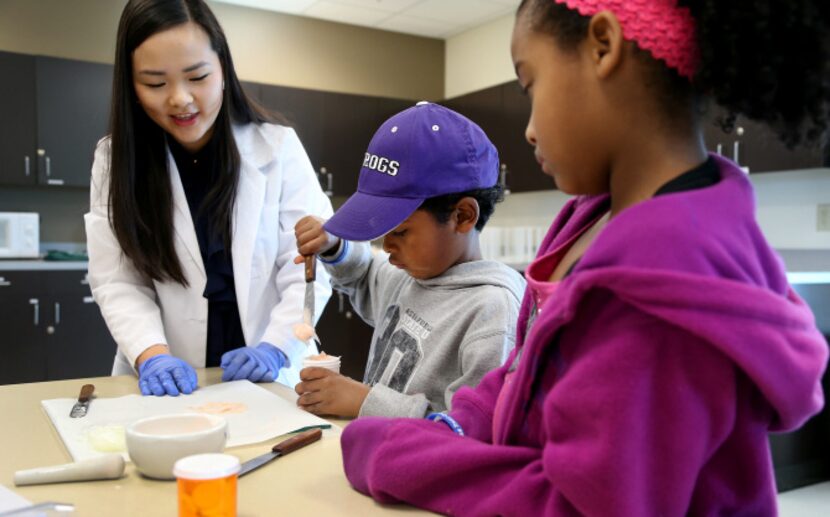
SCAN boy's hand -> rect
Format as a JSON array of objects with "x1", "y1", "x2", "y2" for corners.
[
  {"x1": 294, "y1": 215, "x2": 341, "y2": 264},
  {"x1": 294, "y1": 367, "x2": 370, "y2": 417}
]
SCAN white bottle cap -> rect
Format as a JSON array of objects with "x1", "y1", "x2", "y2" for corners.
[{"x1": 173, "y1": 453, "x2": 240, "y2": 480}]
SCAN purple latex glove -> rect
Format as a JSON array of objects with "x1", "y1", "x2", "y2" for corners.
[
  {"x1": 220, "y1": 342, "x2": 287, "y2": 382},
  {"x1": 138, "y1": 354, "x2": 198, "y2": 396}
]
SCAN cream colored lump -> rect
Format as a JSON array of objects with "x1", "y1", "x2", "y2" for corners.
[
  {"x1": 293, "y1": 323, "x2": 316, "y2": 342},
  {"x1": 87, "y1": 425, "x2": 127, "y2": 452}
]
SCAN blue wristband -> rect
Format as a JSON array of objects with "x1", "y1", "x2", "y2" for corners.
[
  {"x1": 319, "y1": 240, "x2": 350, "y2": 265},
  {"x1": 426, "y1": 412, "x2": 465, "y2": 436}
]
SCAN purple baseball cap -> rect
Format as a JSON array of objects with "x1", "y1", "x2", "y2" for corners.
[{"x1": 324, "y1": 101, "x2": 499, "y2": 241}]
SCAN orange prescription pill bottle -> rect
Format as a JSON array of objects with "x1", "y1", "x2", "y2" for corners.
[{"x1": 174, "y1": 453, "x2": 240, "y2": 517}]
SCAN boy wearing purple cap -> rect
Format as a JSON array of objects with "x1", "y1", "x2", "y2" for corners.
[{"x1": 293, "y1": 102, "x2": 526, "y2": 418}]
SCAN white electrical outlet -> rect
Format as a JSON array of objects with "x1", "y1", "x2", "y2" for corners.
[{"x1": 817, "y1": 204, "x2": 830, "y2": 232}]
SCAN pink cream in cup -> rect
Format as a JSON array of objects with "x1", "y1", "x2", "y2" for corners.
[{"x1": 302, "y1": 353, "x2": 341, "y2": 374}]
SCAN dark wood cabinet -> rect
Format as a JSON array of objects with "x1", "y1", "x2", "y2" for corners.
[
  {"x1": 0, "y1": 51, "x2": 37, "y2": 187},
  {"x1": 0, "y1": 52, "x2": 112, "y2": 188},
  {"x1": 239, "y1": 81, "x2": 262, "y2": 107},
  {"x1": 0, "y1": 269, "x2": 116, "y2": 385},
  {"x1": 321, "y1": 93, "x2": 380, "y2": 196},
  {"x1": 445, "y1": 84, "x2": 504, "y2": 148},
  {"x1": 259, "y1": 89, "x2": 413, "y2": 198},
  {"x1": 316, "y1": 291, "x2": 374, "y2": 381},
  {"x1": 260, "y1": 84, "x2": 325, "y2": 172},
  {"x1": 43, "y1": 270, "x2": 117, "y2": 380},
  {"x1": 0, "y1": 272, "x2": 47, "y2": 383},
  {"x1": 500, "y1": 81, "x2": 553, "y2": 192},
  {"x1": 34, "y1": 57, "x2": 112, "y2": 187},
  {"x1": 376, "y1": 97, "x2": 415, "y2": 129}
]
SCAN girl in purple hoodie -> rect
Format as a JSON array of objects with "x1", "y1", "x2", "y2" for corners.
[{"x1": 340, "y1": 1, "x2": 830, "y2": 515}]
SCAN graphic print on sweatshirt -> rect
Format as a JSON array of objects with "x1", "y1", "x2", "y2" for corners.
[{"x1": 365, "y1": 305, "x2": 429, "y2": 391}]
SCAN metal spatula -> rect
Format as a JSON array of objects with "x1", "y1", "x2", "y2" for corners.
[
  {"x1": 238, "y1": 428, "x2": 323, "y2": 477},
  {"x1": 69, "y1": 384, "x2": 94, "y2": 418},
  {"x1": 303, "y1": 255, "x2": 322, "y2": 350}
]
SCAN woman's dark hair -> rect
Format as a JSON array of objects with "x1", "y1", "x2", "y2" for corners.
[
  {"x1": 517, "y1": 0, "x2": 830, "y2": 148},
  {"x1": 419, "y1": 184, "x2": 505, "y2": 232},
  {"x1": 109, "y1": 0, "x2": 275, "y2": 285}
]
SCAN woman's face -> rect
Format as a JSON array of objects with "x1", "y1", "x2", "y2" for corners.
[
  {"x1": 510, "y1": 11, "x2": 610, "y2": 195},
  {"x1": 132, "y1": 22, "x2": 224, "y2": 153}
]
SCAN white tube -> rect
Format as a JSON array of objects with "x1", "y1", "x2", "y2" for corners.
[{"x1": 14, "y1": 454, "x2": 125, "y2": 486}]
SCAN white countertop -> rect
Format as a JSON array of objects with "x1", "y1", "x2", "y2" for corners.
[
  {"x1": 0, "y1": 260, "x2": 88, "y2": 271},
  {"x1": 779, "y1": 481, "x2": 830, "y2": 516}
]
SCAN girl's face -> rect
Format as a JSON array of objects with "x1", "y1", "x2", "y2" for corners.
[
  {"x1": 510, "y1": 12, "x2": 610, "y2": 195},
  {"x1": 132, "y1": 22, "x2": 224, "y2": 153}
]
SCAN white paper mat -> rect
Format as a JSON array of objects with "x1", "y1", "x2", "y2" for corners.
[{"x1": 41, "y1": 381, "x2": 333, "y2": 462}]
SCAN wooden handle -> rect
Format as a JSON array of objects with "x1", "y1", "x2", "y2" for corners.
[
  {"x1": 304, "y1": 255, "x2": 316, "y2": 283},
  {"x1": 272, "y1": 428, "x2": 322, "y2": 455},
  {"x1": 78, "y1": 384, "x2": 95, "y2": 403}
]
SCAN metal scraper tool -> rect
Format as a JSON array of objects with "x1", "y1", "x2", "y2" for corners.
[
  {"x1": 69, "y1": 384, "x2": 94, "y2": 418},
  {"x1": 303, "y1": 255, "x2": 322, "y2": 350}
]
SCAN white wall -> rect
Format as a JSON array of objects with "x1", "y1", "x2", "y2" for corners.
[
  {"x1": 481, "y1": 168, "x2": 830, "y2": 272},
  {"x1": 445, "y1": 14, "x2": 515, "y2": 99},
  {"x1": 751, "y1": 169, "x2": 830, "y2": 251},
  {"x1": 0, "y1": 0, "x2": 444, "y2": 100}
]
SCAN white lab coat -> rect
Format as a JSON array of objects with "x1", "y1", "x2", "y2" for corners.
[{"x1": 84, "y1": 123, "x2": 333, "y2": 388}]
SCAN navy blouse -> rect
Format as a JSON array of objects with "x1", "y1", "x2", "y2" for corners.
[{"x1": 169, "y1": 136, "x2": 246, "y2": 367}]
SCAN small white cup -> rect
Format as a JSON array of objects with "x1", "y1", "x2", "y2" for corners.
[
  {"x1": 303, "y1": 355, "x2": 341, "y2": 374},
  {"x1": 126, "y1": 413, "x2": 228, "y2": 480}
]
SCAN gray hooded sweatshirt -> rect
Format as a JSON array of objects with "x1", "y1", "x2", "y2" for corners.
[{"x1": 321, "y1": 240, "x2": 526, "y2": 417}]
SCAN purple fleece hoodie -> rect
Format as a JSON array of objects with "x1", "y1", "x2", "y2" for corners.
[{"x1": 340, "y1": 156, "x2": 829, "y2": 516}]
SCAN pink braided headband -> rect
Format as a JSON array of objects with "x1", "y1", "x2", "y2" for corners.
[{"x1": 554, "y1": 0, "x2": 700, "y2": 79}]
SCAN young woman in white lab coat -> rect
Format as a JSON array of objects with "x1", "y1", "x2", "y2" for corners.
[{"x1": 85, "y1": 0, "x2": 332, "y2": 396}]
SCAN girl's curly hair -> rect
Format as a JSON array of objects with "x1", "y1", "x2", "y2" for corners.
[{"x1": 518, "y1": 0, "x2": 830, "y2": 148}]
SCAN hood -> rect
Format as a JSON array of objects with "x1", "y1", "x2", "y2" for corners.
[
  {"x1": 552, "y1": 155, "x2": 828, "y2": 431},
  {"x1": 559, "y1": 267, "x2": 827, "y2": 432},
  {"x1": 416, "y1": 259, "x2": 526, "y2": 305}
]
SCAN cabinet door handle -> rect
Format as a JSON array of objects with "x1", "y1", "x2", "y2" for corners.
[
  {"x1": 320, "y1": 167, "x2": 333, "y2": 197},
  {"x1": 45, "y1": 156, "x2": 51, "y2": 177},
  {"x1": 337, "y1": 292, "x2": 345, "y2": 313},
  {"x1": 733, "y1": 126, "x2": 745, "y2": 168},
  {"x1": 54, "y1": 302, "x2": 61, "y2": 325},
  {"x1": 80, "y1": 274, "x2": 89, "y2": 285},
  {"x1": 499, "y1": 163, "x2": 510, "y2": 195},
  {"x1": 29, "y1": 298, "x2": 39, "y2": 326},
  {"x1": 37, "y1": 149, "x2": 46, "y2": 178},
  {"x1": 0, "y1": 277, "x2": 10, "y2": 287},
  {"x1": 732, "y1": 140, "x2": 741, "y2": 165},
  {"x1": 716, "y1": 143, "x2": 723, "y2": 155},
  {"x1": 24, "y1": 156, "x2": 30, "y2": 177},
  {"x1": 83, "y1": 296, "x2": 94, "y2": 304}
]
